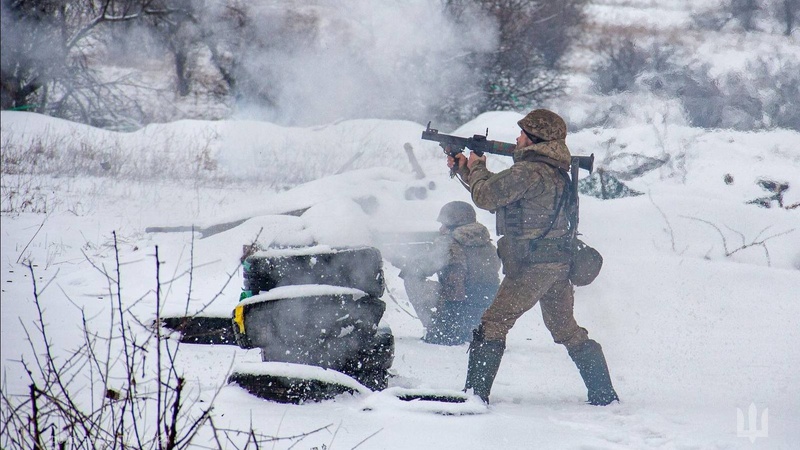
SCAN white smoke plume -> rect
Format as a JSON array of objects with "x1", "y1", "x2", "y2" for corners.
[{"x1": 219, "y1": 0, "x2": 498, "y2": 126}]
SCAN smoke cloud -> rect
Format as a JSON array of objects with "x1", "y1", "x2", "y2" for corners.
[
  {"x1": 1, "y1": 0, "x2": 497, "y2": 128},
  {"x1": 222, "y1": 0, "x2": 498, "y2": 126}
]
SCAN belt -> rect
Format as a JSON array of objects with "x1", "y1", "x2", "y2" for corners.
[{"x1": 528, "y1": 238, "x2": 572, "y2": 264}]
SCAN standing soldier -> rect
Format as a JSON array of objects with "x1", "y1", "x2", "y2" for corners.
[
  {"x1": 447, "y1": 109, "x2": 619, "y2": 405},
  {"x1": 399, "y1": 201, "x2": 501, "y2": 345}
]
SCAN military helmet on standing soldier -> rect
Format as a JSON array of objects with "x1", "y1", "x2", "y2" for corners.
[
  {"x1": 517, "y1": 109, "x2": 567, "y2": 142},
  {"x1": 437, "y1": 201, "x2": 477, "y2": 227}
]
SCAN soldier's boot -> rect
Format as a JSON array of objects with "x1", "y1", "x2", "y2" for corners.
[
  {"x1": 568, "y1": 339, "x2": 619, "y2": 406},
  {"x1": 464, "y1": 326, "x2": 505, "y2": 403}
]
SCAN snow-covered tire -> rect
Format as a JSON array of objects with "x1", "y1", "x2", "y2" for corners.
[
  {"x1": 161, "y1": 316, "x2": 236, "y2": 345},
  {"x1": 228, "y1": 372, "x2": 357, "y2": 404},
  {"x1": 243, "y1": 246, "x2": 385, "y2": 298},
  {"x1": 341, "y1": 326, "x2": 394, "y2": 391},
  {"x1": 233, "y1": 288, "x2": 385, "y2": 370}
]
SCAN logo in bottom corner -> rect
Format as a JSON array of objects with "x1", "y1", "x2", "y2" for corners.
[{"x1": 737, "y1": 403, "x2": 768, "y2": 443}]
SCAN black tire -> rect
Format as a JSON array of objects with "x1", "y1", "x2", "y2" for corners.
[
  {"x1": 228, "y1": 371, "x2": 358, "y2": 404},
  {"x1": 341, "y1": 326, "x2": 394, "y2": 391},
  {"x1": 243, "y1": 246, "x2": 385, "y2": 298},
  {"x1": 160, "y1": 316, "x2": 236, "y2": 345},
  {"x1": 235, "y1": 292, "x2": 385, "y2": 370}
]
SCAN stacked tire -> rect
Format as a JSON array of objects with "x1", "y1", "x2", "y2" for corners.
[
  {"x1": 242, "y1": 246, "x2": 385, "y2": 298},
  {"x1": 229, "y1": 246, "x2": 394, "y2": 402}
]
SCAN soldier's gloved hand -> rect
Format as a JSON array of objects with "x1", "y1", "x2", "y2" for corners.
[
  {"x1": 447, "y1": 153, "x2": 470, "y2": 179},
  {"x1": 467, "y1": 151, "x2": 486, "y2": 170}
]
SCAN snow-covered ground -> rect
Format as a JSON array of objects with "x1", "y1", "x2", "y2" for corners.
[{"x1": 2, "y1": 109, "x2": 799, "y2": 449}]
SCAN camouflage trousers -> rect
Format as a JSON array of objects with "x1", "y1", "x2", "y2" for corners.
[
  {"x1": 404, "y1": 277, "x2": 498, "y2": 345},
  {"x1": 481, "y1": 260, "x2": 588, "y2": 350},
  {"x1": 403, "y1": 278, "x2": 439, "y2": 330}
]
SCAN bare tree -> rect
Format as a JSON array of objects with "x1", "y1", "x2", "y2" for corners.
[
  {"x1": 441, "y1": 0, "x2": 586, "y2": 119},
  {"x1": 531, "y1": 0, "x2": 589, "y2": 68},
  {"x1": 1, "y1": 0, "x2": 189, "y2": 128},
  {"x1": 196, "y1": 1, "x2": 296, "y2": 108},
  {"x1": 1, "y1": 0, "x2": 64, "y2": 111},
  {"x1": 590, "y1": 37, "x2": 649, "y2": 94},
  {"x1": 140, "y1": 0, "x2": 200, "y2": 97},
  {"x1": 476, "y1": 0, "x2": 566, "y2": 111}
]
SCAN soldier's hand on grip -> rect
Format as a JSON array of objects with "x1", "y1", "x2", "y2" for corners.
[{"x1": 467, "y1": 151, "x2": 486, "y2": 170}]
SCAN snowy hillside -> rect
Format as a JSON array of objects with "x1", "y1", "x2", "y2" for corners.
[{"x1": 2, "y1": 109, "x2": 799, "y2": 449}]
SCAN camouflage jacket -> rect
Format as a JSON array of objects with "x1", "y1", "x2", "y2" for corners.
[
  {"x1": 414, "y1": 222, "x2": 501, "y2": 302},
  {"x1": 467, "y1": 140, "x2": 571, "y2": 240}
]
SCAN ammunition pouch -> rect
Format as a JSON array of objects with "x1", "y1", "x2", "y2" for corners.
[
  {"x1": 497, "y1": 236, "x2": 571, "y2": 270},
  {"x1": 497, "y1": 235, "x2": 602, "y2": 286},
  {"x1": 569, "y1": 239, "x2": 603, "y2": 286}
]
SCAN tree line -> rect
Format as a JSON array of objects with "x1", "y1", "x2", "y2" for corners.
[
  {"x1": 1, "y1": 0, "x2": 797, "y2": 130},
  {"x1": 1, "y1": 0, "x2": 589, "y2": 128}
]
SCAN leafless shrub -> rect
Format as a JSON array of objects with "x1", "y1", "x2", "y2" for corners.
[
  {"x1": 1, "y1": 238, "x2": 213, "y2": 449},
  {"x1": 590, "y1": 36, "x2": 681, "y2": 95},
  {"x1": 441, "y1": 0, "x2": 587, "y2": 121},
  {"x1": 693, "y1": 0, "x2": 798, "y2": 34},
  {"x1": 590, "y1": 37, "x2": 649, "y2": 94},
  {"x1": 663, "y1": 56, "x2": 799, "y2": 131},
  {"x1": 681, "y1": 217, "x2": 794, "y2": 266},
  {"x1": 755, "y1": 56, "x2": 800, "y2": 130},
  {"x1": 0, "y1": 232, "x2": 328, "y2": 449},
  {"x1": 0, "y1": 173, "x2": 50, "y2": 214},
  {"x1": 593, "y1": 114, "x2": 690, "y2": 184},
  {"x1": 1, "y1": 128, "x2": 222, "y2": 184},
  {"x1": 692, "y1": 0, "x2": 766, "y2": 31}
]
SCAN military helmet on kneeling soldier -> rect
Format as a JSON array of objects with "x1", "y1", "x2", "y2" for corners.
[
  {"x1": 437, "y1": 201, "x2": 476, "y2": 227},
  {"x1": 518, "y1": 109, "x2": 567, "y2": 142}
]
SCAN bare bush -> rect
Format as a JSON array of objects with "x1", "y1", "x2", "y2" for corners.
[
  {"x1": 0, "y1": 128, "x2": 222, "y2": 183},
  {"x1": 442, "y1": 0, "x2": 587, "y2": 120},
  {"x1": 681, "y1": 217, "x2": 794, "y2": 266},
  {"x1": 756, "y1": 56, "x2": 800, "y2": 130},
  {"x1": 590, "y1": 35, "x2": 683, "y2": 96},
  {"x1": 692, "y1": 0, "x2": 767, "y2": 31},
  {"x1": 0, "y1": 240, "x2": 215, "y2": 449},
  {"x1": 652, "y1": 56, "x2": 799, "y2": 131},
  {"x1": 0, "y1": 234, "x2": 329, "y2": 449},
  {"x1": 0, "y1": 173, "x2": 51, "y2": 214},
  {"x1": 642, "y1": 62, "x2": 770, "y2": 130},
  {"x1": 590, "y1": 37, "x2": 649, "y2": 94},
  {"x1": 694, "y1": 0, "x2": 798, "y2": 34}
]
